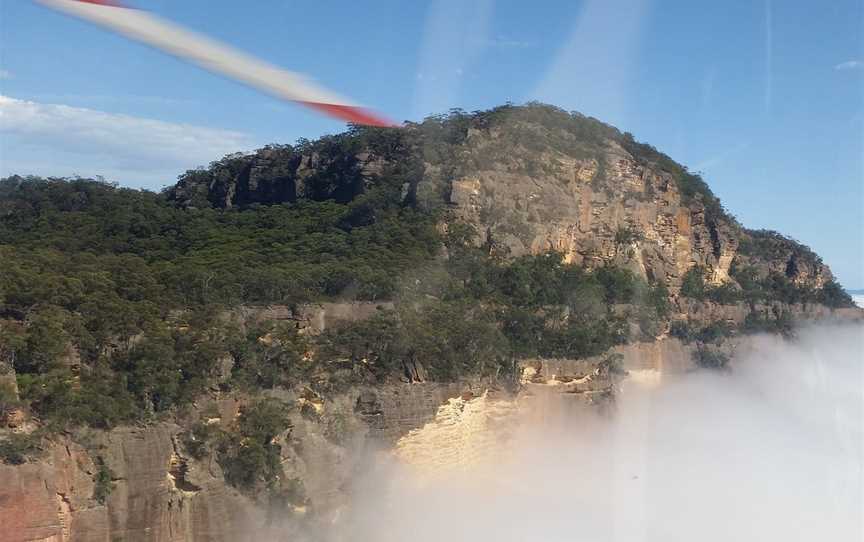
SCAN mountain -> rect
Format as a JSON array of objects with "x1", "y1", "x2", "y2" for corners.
[
  {"x1": 0, "y1": 103, "x2": 860, "y2": 541},
  {"x1": 167, "y1": 103, "x2": 840, "y2": 297}
]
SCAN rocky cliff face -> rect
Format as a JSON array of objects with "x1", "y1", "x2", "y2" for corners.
[
  {"x1": 169, "y1": 144, "x2": 397, "y2": 211},
  {"x1": 446, "y1": 131, "x2": 739, "y2": 292},
  {"x1": 167, "y1": 104, "x2": 831, "y2": 294},
  {"x1": 0, "y1": 380, "x2": 494, "y2": 542},
  {"x1": 0, "y1": 425, "x2": 262, "y2": 542},
  {"x1": 5, "y1": 320, "x2": 863, "y2": 541},
  {"x1": 0, "y1": 333, "x2": 685, "y2": 542}
]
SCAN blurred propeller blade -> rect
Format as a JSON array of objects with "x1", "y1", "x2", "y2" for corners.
[{"x1": 36, "y1": 0, "x2": 397, "y2": 127}]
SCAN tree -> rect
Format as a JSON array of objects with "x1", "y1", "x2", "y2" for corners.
[
  {"x1": 817, "y1": 280, "x2": 854, "y2": 308},
  {"x1": 217, "y1": 399, "x2": 292, "y2": 491}
]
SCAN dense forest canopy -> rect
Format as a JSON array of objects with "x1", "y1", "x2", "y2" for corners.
[{"x1": 0, "y1": 173, "x2": 651, "y2": 428}]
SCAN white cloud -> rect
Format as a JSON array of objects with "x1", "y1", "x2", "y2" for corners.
[
  {"x1": 834, "y1": 60, "x2": 863, "y2": 71},
  {"x1": 31, "y1": 93, "x2": 198, "y2": 109},
  {"x1": 0, "y1": 69, "x2": 12, "y2": 79},
  {"x1": 0, "y1": 95, "x2": 256, "y2": 189}
]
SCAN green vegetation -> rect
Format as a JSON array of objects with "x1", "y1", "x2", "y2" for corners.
[
  {"x1": 614, "y1": 225, "x2": 643, "y2": 246},
  {"x1": 1, "y1": 175, "x2": 437, "y2": 306},
  {"x1": 733, "y1": 230, "x2": 853, "y2": 308},
  {"x1": 180, "y1": 398, "x2": 292, "y2": 492},
  {"x1": 93, "y1": 459, "x2": 115, "y2": 504},
  {"x1": 229, "y1": 321, "x2": 312, "y2": 391},
  {"x1": 694, "y1": 347, "x2": 730, "y2": 371},
  {"x1": 0, "y1": 168, "x2": 673, "y2": 432},
  {"x1": 0, "y1": 170, "x2": 437, "y2": 428},
  {"x1": 0, "y1": 378, "x2": 19, "y2": 420},
  {"x1": 599, "y1": 353, "x2": 627, "y2": 376},
  {"x1": 670, "y1": 320, "x2": 736, "y2": 344},
  {"x1": 681, "y1": 263, "x2": 853, "y2": 309},
  {"x1": 737, "y1": 229, "x2": 821, "y2": 263},
  {"x1": 680, "y1": 266, "x2": 741, "y2": 304},
  {"x1": 817, "y1": 280, "x2": 855, "y2": 308},
  {"x1": 180, "y1": 421, "x2": 218, "y2": 460},
  {"x1": 320, "y1": 233, "x2": 671, "y2": 380},
  {"x1": 0, "y1": 432, "x2": 42, "y2": 465},
  {"x1": 319, "y1": 300, "x2": 510, "y2": 383},
  {"x1": 217, "y1": 398, "x2": 292, "y2": 491},
  {"x1": 742, "y1": 310, "x2": 794, "y2": 336}
]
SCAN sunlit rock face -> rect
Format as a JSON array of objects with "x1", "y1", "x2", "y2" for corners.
[
  {"x1": 393, "y1": 356, "x2": 625, "y2": 476},
  {"x1": 388, "y1": 340, "x2": 695, "y2": 479},
  {"x1": 167, "y1": 105, "x2": 833, "y2": 295},
  {"x1": 394, "y1": 391, "x2": 520, "y2": 474},
  {"x1": 447, "y1": 137, "x2": 738, "y2": 292}
]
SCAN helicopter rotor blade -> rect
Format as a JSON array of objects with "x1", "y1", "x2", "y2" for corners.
[{"x1": 36, "y1": 0, "x2": 396, "y2": 127}]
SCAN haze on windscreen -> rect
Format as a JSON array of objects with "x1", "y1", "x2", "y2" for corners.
[{"x1": 324, "y1": 323, "x2": 863, "y2": 542}]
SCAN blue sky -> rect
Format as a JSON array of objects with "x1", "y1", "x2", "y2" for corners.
[{"x1": 0, "y1": 0, "x2": 862, "y2": 288}]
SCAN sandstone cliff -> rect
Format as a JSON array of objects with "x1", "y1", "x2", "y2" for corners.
[
  {"x1": 168, "y1": 104, "x2": 832, "y2": 295},
  {"x1": 0, "y1": 380, "x2": 486, "y2": 541},
  {"x1": 0, "y1": 332, "x2": 690, "y2": 542}
]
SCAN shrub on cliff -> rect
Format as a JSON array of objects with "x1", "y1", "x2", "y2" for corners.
[
  {"x1": 737, "y1": 229, "x2": 822, "y2": 264},
  {"x1": 181, "y1": 399, "x2": 294, "y2": 493},
  {"x1": 0, "y1": 379, "x2": 19, "y2": 420},
  {"x1": 817, "y1": 280, "x2": 855, "y2": 308},
  {"x1": 680, "y1": 266, "x2": 742, "y2": 304},
  {"x1": 743, "y1": 311, "x2": 794, "y2": 336},
  {"x1": 229, "y1": 321, "x2": 312, "y2": 390},
  {"x1": 0, "y1": 432, "x2": 42, "y2": 465},
  {"x1": 93, "y1": 459, "x2": 115, "y2": 504},
  {"x1": 694, "y1": 348, "x2": 730, "y2": 370},
  {"x1": 681, "y1": 267, "x2": 708, "y2": 299},
  {"x1": 216, "y1": 399, "x2": 292, "y2": 491},
  {"x1": 618, "y1": 134, "x2": 727, "y2": 223}
]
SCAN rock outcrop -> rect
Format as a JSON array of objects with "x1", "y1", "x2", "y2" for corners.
[
  {"x1": 446, "y1": 133, "x2": 739, "y2": 292},
  {"x1": 733, "y1": 228, "x2": 833, "y2": 288},
  {"x1": 167, "y1": 104, "x2": 832, "y2": 294}
]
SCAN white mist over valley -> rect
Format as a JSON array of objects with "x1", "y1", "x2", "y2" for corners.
[{"x1": 324, "y1": 324, "x2": 864, "y2": 542}]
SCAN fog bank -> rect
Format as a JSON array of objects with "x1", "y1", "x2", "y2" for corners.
[{"x1": 332, "y1": 323, "x2": 863, "y2": 541}]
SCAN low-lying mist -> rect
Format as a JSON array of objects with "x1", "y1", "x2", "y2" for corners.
[{"x1": 328, "y1": 323, "x2": 863, "y2": 541}]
